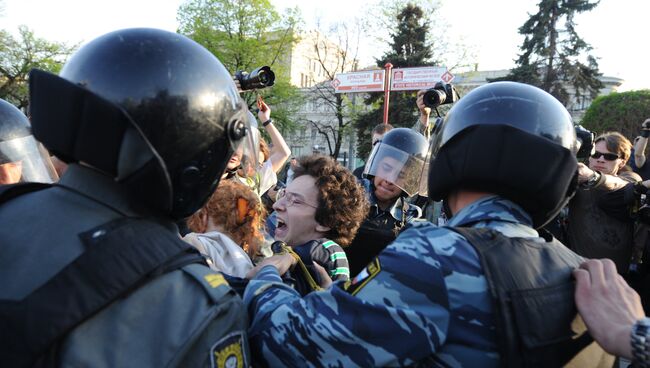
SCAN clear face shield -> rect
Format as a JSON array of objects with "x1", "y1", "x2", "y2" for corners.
[
  {"x1": 0, "y1": 135, "x2": 58, "y2": 184},
  {"x1": 227, "y1": 108, "x2": 260, "y2": 178},
  {"x1": 363, "y1": 142, "x2": 426, "y2": 197}
]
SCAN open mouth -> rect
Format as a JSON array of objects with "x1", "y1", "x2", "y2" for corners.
[{"x1": 275, "y1": 218, "x2": 288, "y2": 238}]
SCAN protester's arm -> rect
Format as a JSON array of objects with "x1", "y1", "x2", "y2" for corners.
[
  {"x1": 635, "y1": 119, "x2": 650, "y2": 168},
  {"x1": 574, "y1": 259, "x2": 645, "y2": 359},
  {"x1": 577, "y1": 162, "x2": 633, "y2": 191},
  {"x1": 258, "y1": 102, "x2": 291, "y2": 173}
]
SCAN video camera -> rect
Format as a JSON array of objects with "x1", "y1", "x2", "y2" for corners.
[
  {"x1": 423, "y1": 82, "x2": 458, "y2": 108},
  {"x1": 235, "y1": 66, "x2": 275, "y2": 91},
  {"x1": 574, "y1": 124, "x2": 595, "y2": 159}
]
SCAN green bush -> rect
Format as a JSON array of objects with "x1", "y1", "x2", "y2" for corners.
[{"x1": 581, "y1": 90, "x2": 650, "y2": 141}]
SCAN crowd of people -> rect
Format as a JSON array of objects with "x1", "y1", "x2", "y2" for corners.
[{"x1": 1, "y1": 27, "x2": 650, "y2": 367}]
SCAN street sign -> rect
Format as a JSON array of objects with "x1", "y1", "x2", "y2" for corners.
[
  {"x1": 390, "y1": 66, "x2": 449, "y2": 91},
  {"x1": 441, "y1": 70, "x2": 455, "y2": 83},
  {"x1": 333, "y1": 70, "x2": 385, "y2": 93}
]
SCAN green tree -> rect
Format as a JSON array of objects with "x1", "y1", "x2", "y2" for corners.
[
  {"x1": 0, "y1": 26, "x2": 75, "y2": 109},
  {"x1": 581, "y1": 90, "x2": 650, "y2": 141},
  {"x1": 354, "y1": 3, "x2": 438, "y2": 159},
  {"x1": 177, "y1": 0, "x2": 304, "y2": 130},
  {"x1": 492, "y1": 0, "x2": 603, "y2": 107}
]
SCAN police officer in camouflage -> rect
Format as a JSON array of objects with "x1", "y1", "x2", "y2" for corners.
[
  {"x1": 243, "y1": 82, "x2": 612, "y2": 367},
  {"x1": 0, "y1": 28, "x2": 254, "y2": 367}
]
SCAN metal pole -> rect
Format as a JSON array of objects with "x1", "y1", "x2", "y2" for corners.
[{"x1": 383, "y1": 63, "x2": 393, "y2": 125}]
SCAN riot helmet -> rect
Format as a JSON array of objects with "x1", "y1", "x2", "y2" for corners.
[
  {"x1": 364, "y1": 127, "x2": 428, "y2": 197},
  {"x1": 427, "y1": 81, "x2": 578, "y2": 228},
  {"x1": 0, "y1": 98, "x2": 57, "y2": 184},
  {"x1": 28, "y1": 28, "x2": 256, "y2": 219}
]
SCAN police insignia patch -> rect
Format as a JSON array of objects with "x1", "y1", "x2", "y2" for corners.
[
  {"x1": 345, "y1": 257, "x2": 381, "y2": 296},
  {"x1": 211, "y1": 332, "x2": 247, "y2": 368}
]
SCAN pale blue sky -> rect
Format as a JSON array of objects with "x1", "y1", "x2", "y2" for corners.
[{"x1": 3, "y1": 0, "x2": 648, "y2": 91}]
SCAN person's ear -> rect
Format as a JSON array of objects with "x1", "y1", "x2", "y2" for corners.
[{"x1": 315, "y1": 223, "x2": 331, "y2": 233}]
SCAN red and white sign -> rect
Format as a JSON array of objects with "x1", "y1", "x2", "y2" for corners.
[
  {"x1": 390, "y1": 66, "x2": 449, "y2": 91},
  {"x1": 333, "y1": 70, "x2": 385, "y2": 93},
  {"x1": 441, "y1": 70, "x2": 455, "y2": 83}
]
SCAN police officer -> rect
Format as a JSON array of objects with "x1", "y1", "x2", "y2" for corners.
[
  {"x1": 0, "y1": 28, "x2": 254, "y2": 367},
  {"x1": 346, "y1": 127, "x2": 426, "y2": 276},
  {"x1": 243, "y1": 82, "x2": 611, "y2": 367},
  {"x1": 0, "y1": 98, "x2": 57, "y2": 184}
]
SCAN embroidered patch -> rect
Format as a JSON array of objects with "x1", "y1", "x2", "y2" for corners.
[
  {"x1": 204, "y1": 273, "x2": 227, "y2": 288},
  {"x1": 211, "y1": 332, "x2": 247, "y2": 368},
  {"x1": 344, "y1": 257, "x2": 381, "y2": 296}
]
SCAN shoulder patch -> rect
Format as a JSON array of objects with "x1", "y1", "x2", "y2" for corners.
[
  {"x1": 211, "y1": 332, "x2": 247, "y2": 368},
  {"x1": 344, "y1": 257, "x2": 381, "y2": 296}
]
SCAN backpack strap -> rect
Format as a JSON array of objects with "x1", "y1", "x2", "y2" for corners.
[{"x1": 0, "y1": 217, "x2": 207, "y2": 368}]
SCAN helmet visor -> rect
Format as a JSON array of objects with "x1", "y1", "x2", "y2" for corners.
[
  {"x1": 0, "y1": 135, "x2": 58, "y2": 184},
  {"x1": 228, "y1": 108, "x2": 260, "y2": 177},
  {"x1": 364, "y1": 142, "x2": 426, "y2": 197}
]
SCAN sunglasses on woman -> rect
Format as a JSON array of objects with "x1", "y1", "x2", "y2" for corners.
[{"x1": 590, "y1": 151, "x2": 619, "y2": 161}]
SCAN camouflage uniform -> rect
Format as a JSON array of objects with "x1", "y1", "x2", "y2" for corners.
[{"x1": 244, "y1": 195, "x2": 541, "y2": 367}]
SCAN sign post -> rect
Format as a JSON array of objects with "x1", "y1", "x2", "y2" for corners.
[
  {"x1": 333, "y1": 65, "x2": 453, "y2": 125},
  {"x1": 383, "y1": 63, "x2": 393, "y2": 125}
]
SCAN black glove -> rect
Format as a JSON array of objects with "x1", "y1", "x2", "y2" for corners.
[{"x1": 641, "y1": 120, "x2": 650, "y2": 137}]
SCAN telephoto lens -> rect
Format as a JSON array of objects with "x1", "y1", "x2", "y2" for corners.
[{"x1": 236, "y1": 66, "x2": 276, "y2": 91}]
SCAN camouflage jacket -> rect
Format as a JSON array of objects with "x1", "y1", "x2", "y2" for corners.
[{"x1": 244, "y1": 195, "x2": 540, "y2": 367}]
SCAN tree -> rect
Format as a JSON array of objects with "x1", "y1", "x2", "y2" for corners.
[
  {"x1": 354, "y1": 3, "x2": 438, "y2": 159},
  {"x1": 0, "y1": 26, "x2": 75, "y2": 109},
  {"x1": 492, "y1": 0, "x2": 603, "y2": 107},
  {"x1": 298, "y1": 23, "x2": 363, "y2": 160},
  {"x1": 581, "y1": 90, "x2": 650, "y2": 141},
  {"x1": 177, "y1": 0, "x2": 304, "y2": 130}
]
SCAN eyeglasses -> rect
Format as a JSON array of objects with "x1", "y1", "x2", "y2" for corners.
[
  {"x1": 590, "y1": 151, "x2": 620, "y2": 161},
  {"x1": 276, "y1": 188, "x2": 318, "y2": 208}
]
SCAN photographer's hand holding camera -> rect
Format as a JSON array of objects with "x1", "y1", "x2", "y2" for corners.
[
  {"x1": 633, "y1": 119, "x2": 650, "y2": 176},
  {"x1": 415, "y1": 89, "x2": 432, "y2": 138}
]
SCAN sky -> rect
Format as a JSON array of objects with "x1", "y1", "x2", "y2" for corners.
[{"x1": 2, "y1": 0, "x2": 648, "y2": 91}]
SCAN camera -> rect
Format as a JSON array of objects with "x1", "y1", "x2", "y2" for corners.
[
  {"x1": 574, "y1": 124, "x2": 595, "y2": 159},
  {"x1": 235, "y1": 66, "x2": 275, "y2": 91},
  {"x1": 423, "y1": 82, "x2": 458, "y2": 108}
]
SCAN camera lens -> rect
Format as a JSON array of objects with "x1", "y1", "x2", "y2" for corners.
[
  {"x1": 259, "y1": 71, "x2": 269, "y2": 85},
  {"x1": 423, "y1": 88, "x2": 447, "y2": 108}
]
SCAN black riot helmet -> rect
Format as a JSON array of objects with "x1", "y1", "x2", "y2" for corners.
[
  {"x1": 28, "y1": 28, "x2": 256, "y2": 219},
  {"x1": 364, "y1": 128, "x2": 429, "y2": 197},
  {"x1": 428, "y1": 81, "x2": 578, "y2": 228},
  {"x1": 0, "y1": 98, "x2": 57, "y2": 184}
]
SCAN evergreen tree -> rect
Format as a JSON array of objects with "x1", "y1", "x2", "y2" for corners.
[
  {"x1": 492, "y1": 0, "x2": 603, "y2": 107},
  {"x1": 354, "y1": 3, "x2": 437, "y2": 159}
]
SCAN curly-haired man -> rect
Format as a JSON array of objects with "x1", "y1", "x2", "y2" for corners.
[{"x1": 258, "y1": 154, "x2": 369, "y2": 295}]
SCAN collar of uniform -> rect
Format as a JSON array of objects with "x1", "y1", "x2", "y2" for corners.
[
  {"x1": 447, "y1": 195, "x2": 533, "y2": 228},
  {"x1": 57, "y1": 163, "x2": 144, "y2": 218}
]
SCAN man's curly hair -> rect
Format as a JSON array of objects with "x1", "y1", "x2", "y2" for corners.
[{"x1": 293, "y1": 155, "x2": 369, "y2": 247}]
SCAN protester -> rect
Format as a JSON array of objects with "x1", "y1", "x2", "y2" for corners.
[
  {"x1": 248, "y1": 155, "x2": 368, "y2": 295},
  {"x1": 0, "y1": 98, "x2": 57, "y2": 184},
  {"x1": 346, "y1": 128, "x2": 426, "y2": 276},
  {"x1": 243, "y1": 82, "x2": 610, "y2": 366},
  {"x1": 352, "y1": 123, "x2": 393, "y2": 180},
  {"x1": 568, "y1": 132, "x2": 641, "y2": 274},
  {"x1": 0, "y1": 28, "x2": 253, "y2": 366},
  {"x1": 184, "y1": 180, "x2": 265, "y2": 278}
]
